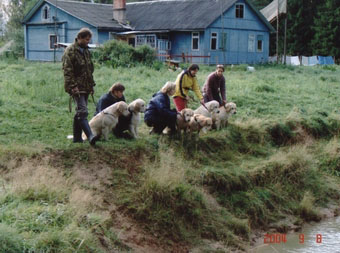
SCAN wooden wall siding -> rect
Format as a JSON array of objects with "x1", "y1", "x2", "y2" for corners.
[
  {"x1": 25, "y1": 2, "x2": 98, "y2": 61},
  {"x1": 98, "y1": 31, "x2": 110, "y2": 44},
  {"x1": 170, "y1": 31, "x2": 206, "y2": 64},
  {"x1": 205, "y1": 0, "x2": 270, "y2": 64},
  {"x1": 210, "y1": 0, "x2": 268, "y2": 32}
]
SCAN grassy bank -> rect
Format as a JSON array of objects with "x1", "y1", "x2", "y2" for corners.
[{"x1": 1, "y1": 59, "x2": 340, "y2": 252}]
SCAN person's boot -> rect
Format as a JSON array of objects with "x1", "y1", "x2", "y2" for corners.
[
  {"x1": 73, "y1": 116, "x2": 83, "y2": 143},
  {"x1": 79, "y1": 118, "x2": 100, "y2": 146}
]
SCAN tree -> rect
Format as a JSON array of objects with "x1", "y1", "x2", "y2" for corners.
[
  {"x1": 4, "y1": 0, "x2": 36, "y2": 55},
  {"x1": 311, "y1": 0, "x2": 340, "y2": 61}
]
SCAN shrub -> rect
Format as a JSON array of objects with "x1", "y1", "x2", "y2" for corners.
[{"x1": 93, "y1": 40, "x2": 156, "y2": 67}]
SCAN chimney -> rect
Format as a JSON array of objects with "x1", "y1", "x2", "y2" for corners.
[{"x1": 113, "y1": 0, "x2": 126, "y2": 24}]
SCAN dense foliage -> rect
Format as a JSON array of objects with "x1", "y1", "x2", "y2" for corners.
[{"x1": 92, "y1": 40, "x2": 156, "y2": 67}]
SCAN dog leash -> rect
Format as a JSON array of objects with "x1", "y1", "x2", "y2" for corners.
[
  {"x1": 91, "y1": 93, "x2": 96, "y2": 106},
  {"x1": 201, "y1": 102, "x2": 209, "y2": 111}
]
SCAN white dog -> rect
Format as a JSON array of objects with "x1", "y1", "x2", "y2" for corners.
[
  {"x1": 194, "y1": 100, "x2": 220, "y2": 129},
  {"x1": 194, "y1": 100, "x2": 220, "y2": 116},
  {"x1": 126, "y1": 98, "x2": 145, "y2": 138},
  {"x1": 84, "y1": 101, "x2": 130, "y2": 141},
  {"x1": 215, "y1": 102, "x2": 237, "y2": 129}
]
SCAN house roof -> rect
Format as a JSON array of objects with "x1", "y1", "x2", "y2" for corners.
[
  {"x1": 23, "y1": 0, "x2": 124, "y2": 30},
  {"x1": 23, "y1": 0, "x2": 274, "y2": 32}
]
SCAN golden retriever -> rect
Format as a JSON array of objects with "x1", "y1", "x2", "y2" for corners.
[
  {"x1": 127, "y1": 98, "x2": 145, "y2": 138},
  {"x1": 194, "y1": 100, "x2": 220, "y2": 129},
  {"x1": 84, "y1": 101, "x2": 130, "y2": 141},
  {"x1": 176, "y1": 108, "x2": 195, "y2": 132},
  {"x1": 215, "y1": 102, "x2": 237, "y2": 130},
  {"x1": 188, "y1": 114, "x2": 213, "y2": 134}
]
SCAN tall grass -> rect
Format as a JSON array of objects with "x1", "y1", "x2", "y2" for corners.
[{"x1": 1, "y1": 59, "x2": 340, "y2": 251}]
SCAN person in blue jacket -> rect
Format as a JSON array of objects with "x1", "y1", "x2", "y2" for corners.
[{"x1": 144, "y1": 81, "x2": 177, "y2": 134}]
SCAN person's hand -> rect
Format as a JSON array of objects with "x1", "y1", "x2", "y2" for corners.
[
  {"x1": 185, "y1": 95, "x2": 190, "y2": 101},
  {"x1": 90, "y1": 89, "x2": 94, "y2": 95},
  {"x1": 71, "y1": 87, "x2": 79, "y2": 95},
  {"x1": 200, "y1": 98, "x2": 205, "y2": 105},
  {"x1": 222, "y1": 100, "x2": 226, "y2": 106}
]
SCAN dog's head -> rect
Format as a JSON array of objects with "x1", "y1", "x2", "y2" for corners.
[
  {"x1": 207, "y1": 100, "x2": 220, "y2": 114},
  {"x1": 129, "y1": 98, "x2": 146, "y2": 113},
  {"x1": 225, "y1": 102, "x2": 237, "y2": 115},
  {"x1": 116, "y1": 101, "x2": 130, "y2": 116},
  {"x1": 180, "y1": 108, "x2": 194, "y2": 122},
  {"x1": 197, "y1": 115, "x2": 212, "y2": 133}
]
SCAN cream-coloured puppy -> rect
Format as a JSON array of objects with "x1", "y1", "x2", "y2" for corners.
[
  {"x1": 127, "y1": 98, "x2": 145, "y2": 138},
  {"x1": 215, "y1": 102, "x2": 237, "y2": 130},
  {"x1": 194, "y1": 100, "x2": 220, "y2": 127},
  {"x1": 84, "y1": 101, "x2": 130, "y2": 141},
  {"x1": 176, "y1": 108, "x2": 195, "y2": 132},
  {"x1": 188, "y1": 114, "x2": 213, "y2": 134}
]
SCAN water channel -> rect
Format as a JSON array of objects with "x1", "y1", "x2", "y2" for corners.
[{"x1": 250, "y1": 215, "x2": 340, "y2": 253}]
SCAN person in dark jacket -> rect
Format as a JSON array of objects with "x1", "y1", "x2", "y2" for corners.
[
  {"x1": 62, "y1": 27, "x2": 99, "y2": 145},
  {"x1": 144, "y1": 82, "x2": 177, "y2": 134},
  {"x1": 94, "y1": 82, "x2": 126, "y2": 115},
  {"x1": 202, "y1": 64, "x2": 226, "y2": 106},
  {"x1": 94, "y1": 82, "x2": 132, "y2": 138}
]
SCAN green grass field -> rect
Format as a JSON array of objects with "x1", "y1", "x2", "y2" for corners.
[{"x1": 1, "y1": 59, "x2": 340, "y2": 252}]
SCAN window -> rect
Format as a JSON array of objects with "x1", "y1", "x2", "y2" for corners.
[
  {"x1": 49, "y1": 34, "x2": 58, "y2": 49},
  {"x1": 192, "y1": 32, "x2": 199, "y2": 51},
  {"x1": 136, "y1": 35, "x2": 156, "y2": 48},
  {"x1": 235, "y1": 4, "x2": 244, "y2": 18},
  {"x1": 248, "y1": 34, "x2": 255, "y2": 52},
  {"x1": 257, "y1": 35, "x2": 263, "y2": 52},
  {"x1": 128, "y1": 38, "x2": 135, "y2": 47},
  {"x1": 211, "y1": 32, "x2": 217, "y2": 50},
  {"x1": 146, "y1": 35, "x2": 156, "y2": 48},
  {"x1": 219, "y1": 32, "x2": 227, "y2": 50},
  {"x1": 42, "y1": 5, "x2": 50, "y2": 21},
  {"x1": 136, "y1": 35, "x2": 145, "y2": 46}
]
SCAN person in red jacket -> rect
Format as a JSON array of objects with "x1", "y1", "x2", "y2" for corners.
[{"x1": 202, "y1": 65, "x2": 226, "y2": 106}]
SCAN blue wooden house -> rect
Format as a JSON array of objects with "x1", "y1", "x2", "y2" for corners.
[{"x1": 23, "y1": 0, "x2": 274, "y2": 64}]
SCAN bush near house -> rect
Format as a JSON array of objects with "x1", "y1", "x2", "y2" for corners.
[{"x1": 92, "y1": 40, "x2": 156, "y2": 68}]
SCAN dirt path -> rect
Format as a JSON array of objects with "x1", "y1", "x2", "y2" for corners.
[{"x1": 0, "y1": 40, "x2": 13, "y2": 54}]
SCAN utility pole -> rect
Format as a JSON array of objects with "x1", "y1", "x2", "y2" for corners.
[
  {"x1": 283, "y1": 1, "x2": 287, "y2": 64},
  {"x1": 276, "y1": 0, "x2": 279, "y2": 64}
]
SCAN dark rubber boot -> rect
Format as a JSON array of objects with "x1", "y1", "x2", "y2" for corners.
[
  {"x1": 73, "y1": 116, "x2": 83, "y2": 143},
  {"x1": 79, "y1": 118, "x2": 100, "y2": 146}
]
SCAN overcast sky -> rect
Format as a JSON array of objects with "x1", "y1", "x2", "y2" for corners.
[{"x1": 0, "y1": 0, "x2": 9, "y2": 21}]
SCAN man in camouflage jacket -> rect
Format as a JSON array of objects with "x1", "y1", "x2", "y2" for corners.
[{"x1": 62, "y1": 28, "x2": 99, "y2": 145}]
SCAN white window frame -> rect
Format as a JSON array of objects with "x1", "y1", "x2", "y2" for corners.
[
  {"x1": 248, "y1": 34, "x2": 255, "y2": 52},
  {"x1": 49, "y1": 34, "x2": 58, "y2": 50},
  {"x1": 235, "y1": 4, "x2": 244, "y2": 19},
  {"x1": 210, "y1": 32, "x2": 218, "y2": 51},
  {"x1": 41, "y1": 4, "x2": 50, "y2": 22},
  {"x1": 192, "y1": 32, "x2": 199, "y2": 51},
  {"x1": 136, "y1": 34, "x2": 156, "y2": 48},
  {"x1": 146, "y1": 35, "x2": 156, "y2": 48},
  {"x1": 257, "y1": 35, "x2": 263, "y2": 52},
  {"x1": 136, "y1": 35, "x2": 145, "y2": 46}
]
